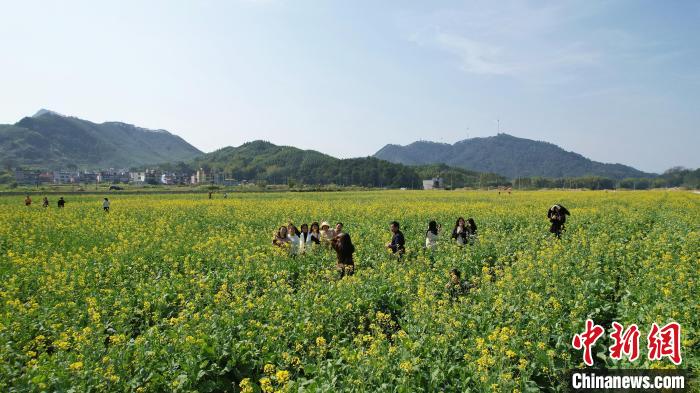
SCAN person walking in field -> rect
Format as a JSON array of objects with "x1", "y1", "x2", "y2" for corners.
[
  {"x1": 386, "y1": 221, "x2": 405, "y2": 257},
  {"x1": 548, "y1": 204, "x2": 570, "y2": 239},
  {"x1": 332, "y1": 232, "x2": 355, "y2": 278},
  {"x1": 24, "y1": 195, "x2": 32, "y2": 206},
  {"x1": 272, "y1": 226, "x2": 291, "y2": 248},
  {"x1": 42, "y1": 197, "x2": 49, "y2": 208},
  {"x1": 57, "y1": 197, "x2": 65, "y2": 208},
  {"x1": 103, "y1": 198, "x2": 110, "y2": 212},
  {"x1": 451, "y1": 217, "x2": 468, "y2": 246},
  {"x1": 425, "y1": 220, "x2": 441, "y2": 249},
  {"x1": 208, "y1": 191, "x2": 213, "y2": 199}
]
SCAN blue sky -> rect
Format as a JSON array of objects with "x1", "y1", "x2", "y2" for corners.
[{"x1": 1, "y1": 0, "x2": 698, "y2": 173}]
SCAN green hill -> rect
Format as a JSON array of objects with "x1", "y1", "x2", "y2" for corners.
[
  {"x1": 412, "y1": 164, "x2": 510, "y2": 188},
  {"x1": 0, "y1": 110, "x2": 203, "y2": 169},
  {"x1": 188, "y1": 140, "x2": 423, "y2": 188},
  {"x1": 374, "y1": 133, "x2": 654, "y2": 179}
]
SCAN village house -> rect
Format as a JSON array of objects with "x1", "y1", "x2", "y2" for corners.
[
  {"x1": 422, "y1": 177, "x2": 444, "y2": 190},
  {"x1": 53, "y1": 171, "x2": 79, "y2": 184},
  {"x1": 14, "y1": 169, "x2": 41, "y2": 185}
]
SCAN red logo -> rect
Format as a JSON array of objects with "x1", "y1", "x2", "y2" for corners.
[
  {"x1": 647, "y1": 322, "x2": 682, "y2": 365},
  {"x1": 609, "y1": 322, "x2": 640, "y2": 361},
  {"x1": 573, "y1": 321, "x2": 682, "y2": 365},
  {"x1": 572, "y1": 319, "x2": 605, "y2": 366}
]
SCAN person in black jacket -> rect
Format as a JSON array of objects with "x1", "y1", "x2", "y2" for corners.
[
  {"x1": 466, "y1": 218, "x2": 478, "y2": 243},
  {"x1": 386, "y1": 221, "x2": 405, "y2": 257},
  {"x1": 548, "y1": 204, "x2": 570, "y2": 238}
]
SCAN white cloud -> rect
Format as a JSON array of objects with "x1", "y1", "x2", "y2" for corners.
[
  {"x1": 408, "y1": 2, "x2": 604, "y2": 81},
  {"x1": 434, "y1": 32, "x2": 513, "y2": 75}
]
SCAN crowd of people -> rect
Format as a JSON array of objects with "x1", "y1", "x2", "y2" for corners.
[
  {"x1": 20, "y1": 194, "x2": 569, "y2": 294},
  {"x1": 24, "y1": 195, "x2": 67, "y2": 208},
  {"x1": 270, "y1": 217, "x2": 477, "y2": 280},
  {"x1": 272, "y1": 221, "x2": 357, "y2": 277},
  {"x1": 270, "y1": 216, "x2": 484, "y2": 292},
  {"x1": 271, "y1": 203, "x2": 570, "y2": 292}
]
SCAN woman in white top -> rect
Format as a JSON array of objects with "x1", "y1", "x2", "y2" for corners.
[
  {"x1": 287, "y1": 224, "x2": 301, "y2": 254},
  {"x1": 299, "y1": 223, "x2": 320, "y2": 253},
  {"x1": 425, "y1": 220, "x2": 441, "y2": 249}
]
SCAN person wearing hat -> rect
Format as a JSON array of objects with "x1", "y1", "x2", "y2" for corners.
[{"x1": 320, "y1": 221, "x2": 335, "y2": 245}]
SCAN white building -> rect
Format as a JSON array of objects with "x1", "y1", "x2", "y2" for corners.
[
  {"x1": 422, "y1": 177, "x2": 444, "y2": 190},
  {"x1": 130, "y1": 172, "x2": 146, "y2": 184},
  {"x1": 194, "y1": 168, "x2": 209, "y2": 184},
  {"x1": 53, "y1": 171, "x2": 78, "y2": 184}
]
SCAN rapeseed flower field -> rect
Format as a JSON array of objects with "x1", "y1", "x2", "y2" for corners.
[{"x1": 0, "y1": 190, "x2": 697, "y2": 392}]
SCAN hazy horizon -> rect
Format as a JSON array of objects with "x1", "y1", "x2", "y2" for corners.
[{"x1": 1, "y1": 0, "x2": 698, "y2": 173}]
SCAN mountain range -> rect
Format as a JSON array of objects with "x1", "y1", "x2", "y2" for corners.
[
  {"x1": 374, "y1": 134, "x2": 653, "y2": 179},
  {"x1": 159, "y1": 140, "x2": 509, "y2": 188},
  {"x1": 183, "y1": 141, "x2": 414, "y2": 187},
  {"x1": 0, "y1": 109, "x2": 202, "y2": 169},
  {"x1": 1, "y1": 110, "x2": 657, "y2": 181}
]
